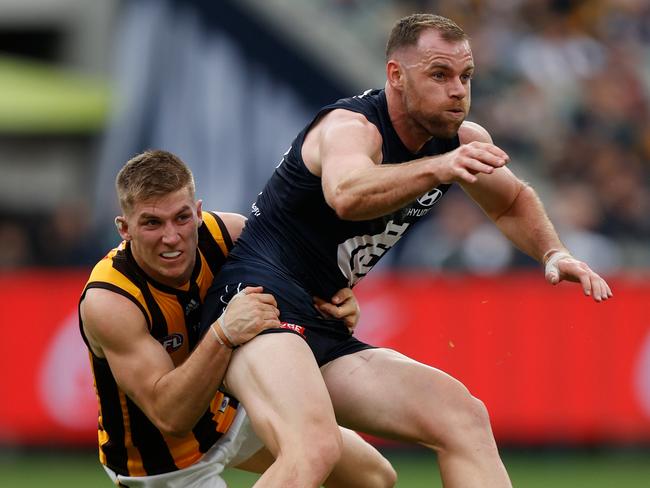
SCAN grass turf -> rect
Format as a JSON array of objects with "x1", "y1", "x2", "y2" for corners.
[{"x1": 1, "y1": 448, "x2": 649, "y2": 487}]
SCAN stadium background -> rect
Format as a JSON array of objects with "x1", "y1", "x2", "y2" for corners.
[{"x1": 1, "y1": 0, "x2": 649, "y2": 486}]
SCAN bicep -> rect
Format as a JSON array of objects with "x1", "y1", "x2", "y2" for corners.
[
  {"x1": 81, "y1": 290, "x2": 175, "y2": 414},
  {"x1": 319, "y1": 112, "x2": 383, "y2": 200}
]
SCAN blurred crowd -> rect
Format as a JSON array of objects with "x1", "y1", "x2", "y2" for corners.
[
  {"x1": 319, "y1": 0, "x2": 650, "y2": 274},
  {"x1": 1, "y1": 0, "x2": 649, "y2": 274},
  {"x1": 0, "y1": 198, "x2": 101, "y2": 269}
]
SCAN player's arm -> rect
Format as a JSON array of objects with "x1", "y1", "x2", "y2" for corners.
[
  {"x1": 81, "y1": 287, "x2": 280, "y2": 436},
  {"x1": 216, "y1": 211, "x2": 247, "y2": 242},
  {"x1": 457, "y1": 121, "x2": 561, "y2": 261},
  {"x1": 81, "y1": 288, "x2": 232, "y2": 436},
  {"x1": 312, "y1": 109, "x2": 508, "y2": 221},
  {"x1": 458, "y1": 121, "x2": 612, "y2": 302}
]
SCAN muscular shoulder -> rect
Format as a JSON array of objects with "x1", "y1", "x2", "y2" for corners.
[
  {"x1": 459, "y1": 121, "x2": 493, "y2": 145},
  {"x1": 214, "y1": 212, "x2": 247, "y2": 243},
  {"x1": 320, "y1": 109, "x2": 382, "y2": 143},
  {"x1": 305, "y1": 108, "x2": 383, "y2": 175},
  {"x1": 85, "y1": 249, "x2": 148, "y2": 304},
  {"x1": 81, "y1": 288, "x2": 148, "y2": 358}
]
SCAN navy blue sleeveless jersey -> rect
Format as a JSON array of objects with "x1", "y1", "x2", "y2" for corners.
[{"x1": 210, "y1": 88, "x2": 458, "y2": 323}]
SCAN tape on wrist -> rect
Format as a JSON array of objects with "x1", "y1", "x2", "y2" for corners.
[
  {"x1": 544, "y1": 251, "x2": 572, "y2": 275},
  {"x1": 217, "y1": 313, "x2": 237, "y2": 347},
  {"x1": 210, "y1": 313, "x2": 234, "y2": 348},
  {"x1": 542, "y1": 248, "x2": 563, "y2": 265}
]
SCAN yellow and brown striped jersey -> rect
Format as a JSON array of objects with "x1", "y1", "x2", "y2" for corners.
[{"x1": 79, "y1": 211, "x2": 239, "y2": 476}]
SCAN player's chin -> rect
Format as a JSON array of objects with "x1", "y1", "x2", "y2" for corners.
[
  {"x1": 430, "y1": 121, "x2": 462, "y2": 139},
  {"x1": 159, "y1": 258, "x2": 190, "y2": 279}
]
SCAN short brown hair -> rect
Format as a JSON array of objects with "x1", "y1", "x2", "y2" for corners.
[
  {"x1": 116, "y1": 149, "x2": 195, "y2": 214},
  {"x1": 385, "y1": 14, "x2": 468, "y2": 61}
]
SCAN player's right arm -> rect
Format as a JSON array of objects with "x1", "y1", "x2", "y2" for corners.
[
  {"x1": 216, "y1": 211, "x2": 247, "y2": 242},
  {"x1": 81, "y1": 286, "x2": 280, "y2": 437},
  {"x1": 307, "y1": 109, "x2": 508, "y2": 221}
]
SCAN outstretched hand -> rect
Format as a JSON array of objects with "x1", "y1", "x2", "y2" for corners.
[
  {"x1": 437, "y1": 141, "x2": 509, "y2": 185},
  {"x1": 313, "y1": 288, "x2": 360, "y2": 333},
  {"x1": 544, "y1": 252, "x2": 613, "y2": 302}
]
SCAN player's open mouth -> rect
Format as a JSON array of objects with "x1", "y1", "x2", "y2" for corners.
[{"x1": 160, "y1": 251, "x2": 182, "y2": 259}]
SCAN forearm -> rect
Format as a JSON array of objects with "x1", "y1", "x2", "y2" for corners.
[
  {"x1": 328, "y1": 158, "x2": 441, "y2": 220},
  {"x1": 148, "y1": 287, "x2": 279, "y2": 434},
  {"x1": 151, "y1": 333, "x2": 232, "y2": 436},
  {"x1": 492, "y1": 185, "x2": 566, "y2": 263}
]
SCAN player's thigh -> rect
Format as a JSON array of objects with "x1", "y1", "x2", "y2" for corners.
[
  {"x1": 224, "y1": 332, "x2": 339, "y2": 455},
  {"x1": 321, "y1": 348, "x2": 475, "y2": 444}
]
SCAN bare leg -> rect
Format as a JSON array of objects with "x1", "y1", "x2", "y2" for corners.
[
  {"x1": 235, "y1": 427, "x2": 396, "y2": 488},
  {"x1": 323, "y1": 428, "x2": 396, "y2": 488},
  {"x1": 224, "y1": 333, "x2": 342, "y2": 487},
  {"x1": 321, "y1": 348, "x2": 512, "y2": 488}
]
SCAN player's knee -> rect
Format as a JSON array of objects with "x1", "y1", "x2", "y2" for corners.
[
  {"x1": 304, "y1": 428, "x2": 343, "y2": 479},
  {"x1": 275, "y1": 429, "x2": 341, "y2": 484},
  {"x1": 373, "y1": 456, "x2": 397, "y2": 488},
  {"x1": 458, "y1": 395, "x2": 492, "y2": 433},
  {"x1": 417, "y1": 381, "x2": 495, "y2": 452},
  {"x1": 444, "y1": 393, "x2": 496, "y2": 450}
]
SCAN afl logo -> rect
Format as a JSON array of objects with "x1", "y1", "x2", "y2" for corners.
[
  {"x1": 161, "y1": 333, "x2": 184, "y2": 353},
  {"x1": 417, "y1": 189, "x2": 443, "y2": 207}
]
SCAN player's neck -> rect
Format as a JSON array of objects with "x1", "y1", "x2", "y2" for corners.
[{"x1": 385, "y1": 84, "x2": 431, "y2": 153}]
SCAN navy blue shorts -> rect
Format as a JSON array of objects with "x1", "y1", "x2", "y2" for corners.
[{"x1": 200, "y1": 280, "x2": 375, "y2": 367}]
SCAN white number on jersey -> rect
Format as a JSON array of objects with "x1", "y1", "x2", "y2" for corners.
[{"x1": 337, "y1": 220, "x2": 410, "y2": 286}]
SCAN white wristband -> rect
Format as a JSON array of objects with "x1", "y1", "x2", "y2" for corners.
[
  {"x1": 545, "y1": 251, "x2": 572, "y2": 276},
  {"x1": 210, "y1": 311, "x2": 234, "y2": 348},
  {"x1": 217, "y1": 312, "x2": 236, "y2": 347}
]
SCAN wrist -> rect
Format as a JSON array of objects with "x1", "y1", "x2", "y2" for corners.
[
  {"x1": 544, "y1": 250, "x2": 572, "y2": 277},
  {"x1": 210, "y1": 313, "x2": 235, "y2": 348},
  {"x1": 542, "y1": 248, "x2": 568, "y2": 265},
  {"x1": 217, "y1": 313, "x2": 237, "y2": 347}
]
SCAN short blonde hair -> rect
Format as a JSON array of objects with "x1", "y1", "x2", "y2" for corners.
[{"x1": 116, "y1": 150, "x2": 195, "y2": 214}]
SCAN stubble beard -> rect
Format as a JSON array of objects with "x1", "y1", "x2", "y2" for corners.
[
  {"x1": 420, "y1": 111, "x2": 464, "y2": 140},
  {"x1": 405, "y1": 96, "x2": 465, "y2": 140}
]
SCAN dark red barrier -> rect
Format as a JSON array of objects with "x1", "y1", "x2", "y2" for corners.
[
  {"x1": 0, "y1": 270, "x2": 93, "y2": 445},
  {"x1": 1, "y1": 270, "x2": 649, "y2": 446},
  {"x1": 353, "y1": 272, "x2": 650, "y2": 444}
]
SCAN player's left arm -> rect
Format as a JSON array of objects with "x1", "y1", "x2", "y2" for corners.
[
  {"x1": 314, "y1": 288, "x2": 360, "y2": 333},
  {"x1": 458, "y1": 121, "x2": 612, "y2": 302}
]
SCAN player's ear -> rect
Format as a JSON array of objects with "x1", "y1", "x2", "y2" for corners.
[
  {"x1": 195, "y1": 200, "x2": 203, "y2": 227},
  {"x1": 386, "y1": 59, "x2": 404, "y2": 90},
  {"x1": 115, "y1": 216, "x2": 131, "y2": 241}
]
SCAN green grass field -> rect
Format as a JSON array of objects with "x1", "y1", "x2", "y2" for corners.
[{"x1": 2, "y1": 448, "x2": 649, "y2": 487}]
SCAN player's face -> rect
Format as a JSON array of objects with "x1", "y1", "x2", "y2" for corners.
[
  {"x1": 121, "y1": 188, "x2": 202, "y2": 288},
  {"x1": 400, "y1": 30, "x2": 473, "y2": 138}
]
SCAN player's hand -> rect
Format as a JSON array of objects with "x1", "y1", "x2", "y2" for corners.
[
  {"x1": 434, "y1": 141, "x2": 509, "y2": 184},
  {"x1": 313, "y1": 288, "x2": 360, "y2": 333},
  {"x1": 220, "y1": 287, "x2": 280, "y2": 346},
  {"x1": 544, "y1": 252, "x2": 613, "y2": 302}
]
